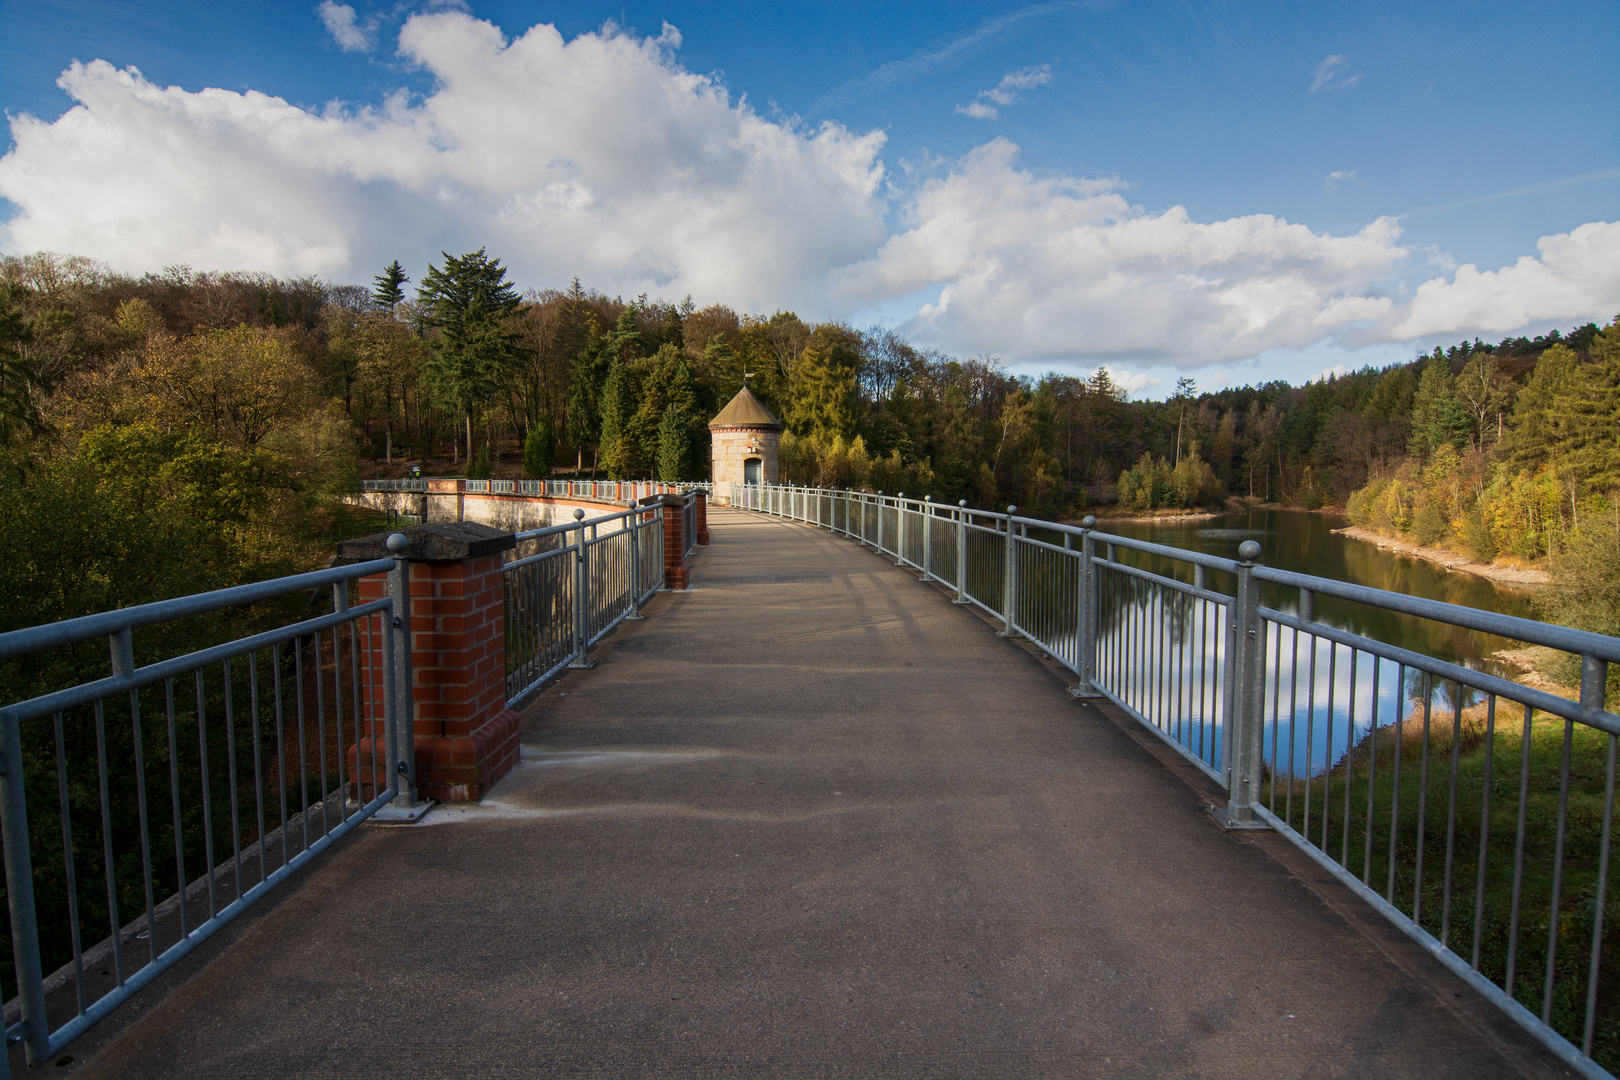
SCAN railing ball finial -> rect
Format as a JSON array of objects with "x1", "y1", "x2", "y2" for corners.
[
  {"x1": 386, "y1": 532, "x2": 409, "y2": 556},
  {"x1": 1238, "y1": 539, "x2": 1262, "y2": 562},
  {"x1": 959, "y1": 499, "x2": 967, "y2": 508},
  {"x1": 1007, "y1": 505, "x2": 1017, "y2": 516},
  {"x1": 1081, "y1": 515, "x2": 1096, "y2": 530},
  {"x1": 573, "y1": 508, "x2": 585, "y2": 521},
  {"x1": 924, "y1": 494, "x2": 931, "y2": 502}
]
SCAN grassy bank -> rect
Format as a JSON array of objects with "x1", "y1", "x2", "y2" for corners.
[{"x1": 1268, "y1": 697, "x2": 1618, "y2": 1065}]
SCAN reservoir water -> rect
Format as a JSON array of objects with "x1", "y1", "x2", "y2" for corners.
[{"x1": 1075, "y1": 508, "x2": 1544, "y2": 777}]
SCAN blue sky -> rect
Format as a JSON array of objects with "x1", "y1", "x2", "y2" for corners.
[{"x1": 1, "y1": 1, "x2": 1616, "y2": 397}]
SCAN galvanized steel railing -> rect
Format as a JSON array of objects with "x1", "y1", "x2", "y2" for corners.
[
  {"x1": 0, "y1": 548, "x2": 422, "y2": 1073},
  {"x1": 733, "y1": 482, "x2": 1620, "y2": 1080},
  {"x1": 503, "y1": 504, "x2": 665, "y2": 706}
]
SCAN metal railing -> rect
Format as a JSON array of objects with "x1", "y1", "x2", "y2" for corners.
[
  {"x1": 361, "y1": 478, "x2": 709, "y2": 501},
  {"x1": 0, "y1": 550, "x2": 420, "y2": 1072},
  {"x1": 734, "y1": 482, "x2": 1620, "y2": 1080},
  {"x1": 503, "y1": 504, "x2": 665, "y2": 706}
]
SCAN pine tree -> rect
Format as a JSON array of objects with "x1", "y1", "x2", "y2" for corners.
[
  {"x1": 656, "y1": 406, "x2": 691, "y2": 480},
  {"x1": 416, "y1": 249, "x2": 521, "y2": 462},
  {"x1": 371, "y1": 260, "x2": 409, "y2": 311}
]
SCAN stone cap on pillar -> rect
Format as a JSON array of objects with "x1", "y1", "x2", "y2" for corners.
[
  {"x1": 336, "y1": 521, "x2": 516, "y2": 564},
  {"x1": 640, "y1": 493, "x2": 687, "y2": 507}
]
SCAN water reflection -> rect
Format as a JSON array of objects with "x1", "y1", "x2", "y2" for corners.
[{"x1": 1086, "y1": 509, "x2": 1540, "y2": 776}]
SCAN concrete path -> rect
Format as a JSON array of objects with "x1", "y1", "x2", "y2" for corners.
[{"x1": 59, "y1": 508, "x2": 1571, "y2": 1078}]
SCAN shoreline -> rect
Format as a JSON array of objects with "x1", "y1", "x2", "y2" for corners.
[{"x1": 1331, "y1": 525, "x2": 1549, "y2": 588}]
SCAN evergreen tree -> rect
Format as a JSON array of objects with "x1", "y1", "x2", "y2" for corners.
[
  {"x1": 656, "y1": 406, "x2": 692, "y2": 481},
  {"x1": 523, "y1": 417, "x2": 555, "y2": 478},
  {"x1": 416, "y1": 249, "x2": 521, "y2": 462},
  {"x1": 1408, "y1": 349, "x2": 1468, "y2": 458},
  {"x1": 597, "y1": 357, "x2": 640, "y2": 479},
  {"x1": 371, "y1": 260, "x2": 409, "y2": 311}
]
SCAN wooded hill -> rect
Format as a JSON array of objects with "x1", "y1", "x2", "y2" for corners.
[{"x1": 1, "y1": 249, "x2": 1615, "y2": 551}]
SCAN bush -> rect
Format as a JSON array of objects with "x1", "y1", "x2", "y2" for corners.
[
  {"x1": 1410, "y1": 499, "x2": 1448, "y2": 546},
  {"x1": 466, "y1": 446, "x2": 492, "y2": 479}
]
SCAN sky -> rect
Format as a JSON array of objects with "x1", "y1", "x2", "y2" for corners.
[{"x1": 0, "y1": 1, "x2": 1616, "y2": 398}]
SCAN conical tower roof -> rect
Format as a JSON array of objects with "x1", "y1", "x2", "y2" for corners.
[{"x1": 708, "y1": 385, "x2": 781, "y2": 430}]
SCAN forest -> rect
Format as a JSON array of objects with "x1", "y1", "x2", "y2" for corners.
[{"x1": 1, "y1": 248, "x2": 1618, "y2": 631}]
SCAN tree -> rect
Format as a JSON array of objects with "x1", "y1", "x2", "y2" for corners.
[
  {"x1": 1172, "y1": 376, "x2": 1196, "y2": 465},
  {"x1": 371, "y1": 260, "x2": 409, "y2": 311},
  {"x1": 1408, "y1": 349, "x2": 1467, "y2": 459},
  {"x1": 416, "y1": 249, "x2": 521, "y2": 464},
  {"x1": 0, "y1": 281, "x2": 48, "y2": 447},
  {"x1": 523, "y1": 418, "x2": 555, "y2": 478}
]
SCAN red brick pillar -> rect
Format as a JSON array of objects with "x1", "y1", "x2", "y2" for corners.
[
  {"x1": 659, "y1": 495, "x2": 689, "y2": 590},
  {"x1": 694, "y1": 491, "x2": 709, "y2": 545},
  {"x1": 339, "y1": 522, "x2": 522, "y2": 802}
]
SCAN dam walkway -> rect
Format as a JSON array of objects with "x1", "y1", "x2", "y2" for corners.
[{"x1": 54, "y1": 508, "x2": 1568, "y2": 1078}]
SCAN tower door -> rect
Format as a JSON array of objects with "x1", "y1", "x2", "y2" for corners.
[{"x1": 744, "y1": 457, "x2": 762, "y2": 486}]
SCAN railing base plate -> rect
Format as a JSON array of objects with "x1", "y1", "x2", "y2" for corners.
[
  {"x1": 371, "y1": 799, "x2": 435, "y2": 824},
  {"x1": 1067, "y1": 685, "x2": 1105, "y2": 699},
  {"x1": 568, "y1": 658, "x2": 598, "y2": 669},
  {"x1": 624, "y1": 613, "x2": 647, "y2": 621},
  {"x1": 952, "y1": 597, "x2": 972, "y2": 605},
  {"x1": 1207, "y1": 805, "x2": 1270, "y2": 831}
]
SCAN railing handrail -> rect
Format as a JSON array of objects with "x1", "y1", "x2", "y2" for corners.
[{"x1": 0, "y1": 558, "x2": 397, "y2": 661}]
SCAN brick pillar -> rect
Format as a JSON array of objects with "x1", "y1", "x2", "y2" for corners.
[
  {"x1": 657, "y1": 495, "x2": 689, "y2": 590},
  {"x1": 694, "y1": 491, "x2": 709, "y2": 545},
  {"x1": 339, "y1": 522, "x2": 522, "y2": 802}
]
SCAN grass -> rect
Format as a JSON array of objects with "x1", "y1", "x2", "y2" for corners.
[{"x1": 1266, "y1": 697, "x2": 1620, "y2": 1066}]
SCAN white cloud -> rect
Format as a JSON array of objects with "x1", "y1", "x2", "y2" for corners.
[
  {"x1": 1325, "y1": 169, "x2": 1356, "y2": 193},
  {"x1": 956, "y1": 101, "x2": 998, "y2": 120},
  {"x1": 1100, "y1": 366, "x2": 1160, "y2": 397},
  {"x1": 956, "y1": 64, "x2": 1051, "y2": 119},
  {"x1": 1368, "y1": 220, "x2": 1620, "y2": 341},
  {"x1": 1309, "y1": 54, "x2": 1361, "y2": 93},
  {"x1": 318, "y1": 2, "x2": 374, "y2": 53},
  {"x1": 0, "y1": 13, "x2": 888, "y2": 315},
  {"x1": 832, "y1": 139, "x2": 1407, "y2": 366}
]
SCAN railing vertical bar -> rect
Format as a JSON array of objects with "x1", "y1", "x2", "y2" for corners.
[
  {"x1": 223, "y1": 658, "x2": 243, "y2": 905},
  {"x1": 1363, "y1": 656, "x2": 1382, "y2": 886},
  {"x1": 195, "y1": 669, "x2": 218, "y2": 918},
  {"x1": 1542, "y1": 715, "x2": 1577, "y2": 1024},
  {"x1": 163, "y1": 678, "x2": 187, "y2": 937},
  {"x1": 1472, "y1": 693, "x2": 1497, "y2": 969},
  {"x1": 249, "y1": 651, "x2": 268, "y2": 887},
  {"x1": 52, "y1": 710, "x2": 88, "y2": 1016},
  {"x1": 1441, "y1": 679, "x2": 1464, "y2": 948},
  {"x1": 1414, "y1": 674, "x2": 1434, "y2": 925},
  {"x1": 94, "y1": 699, "x2": 123, "y2": 988},
  {"x1": 1583, "y1": 729, "x2": 1616, "y2": 1055}
]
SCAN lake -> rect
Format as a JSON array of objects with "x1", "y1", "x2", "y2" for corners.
[{"x1": 1073, "y1": 508, "x2": 1545, "y2": 776}]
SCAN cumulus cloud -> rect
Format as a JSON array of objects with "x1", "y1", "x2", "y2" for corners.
[
  {"x1": 318, "y1": 2, "x2": 374, "y2": 53},
  {"x1": 956, "y1": 64, "x2": 1051, "y2": 119},
  {"x1": 1309, "y1": 54, "x2": 1361, "y2": 93},
  {"x1": 1369, "y1": 220, "x2": 1620, "y2": 341},
  {"x1": 833, "y1": 139, "x2": 1407, "y2": 366},
  {"x1": 1, "y1": 13, "x2": 1615, "y2": 372},
  {"x1": 0, "y1": 13, "x2": 888, "y2": 314}
]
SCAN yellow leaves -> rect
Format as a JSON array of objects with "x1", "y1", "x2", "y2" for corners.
[{"x1": 139, "y1": 324, "x2": 317, "y2": 447}]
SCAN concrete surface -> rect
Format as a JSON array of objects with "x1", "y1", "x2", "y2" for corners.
[{"x1": 53, "y1": 508, "x2": 1574, "y2": 1078}]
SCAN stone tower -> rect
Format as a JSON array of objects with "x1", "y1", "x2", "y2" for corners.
[{"x1": 708, "y1": 386, "x2": 781, "y2": 499}]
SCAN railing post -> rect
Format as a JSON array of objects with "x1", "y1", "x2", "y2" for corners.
[
  {"x1": 895, "y1": 493, "x2": 907, "y2": 566},
  {"x1": 1214, "y1": 539, "x2": 1267, "y2": 829},
  {"x1": 569, "y1": 508, "x2": 596, "y2": 669},
  {"x1": 876, "y1": 491, "x2": 884, "y2": 554},
  {"x1": 920, "y1": 495, "x2": 933, "y2": 580},
  {"x1": 386, "y1": 536, "x2": 422, "y2": 811},
  {"x1": 1071, "y1": 516, "x2": 1103, "y2": 698},
  {"x1": 626, "y1": 500, "x2": 646, "y2": 620},
  {"x1": 998, "y1": 506, "x2": 1018, "y2": 636},
  {"x1": 1, "y1": 707, "x2": 49, "y2": 1065},
  {"x1": 954, "y1": 499, "x2": 970, "y2": 604}
]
